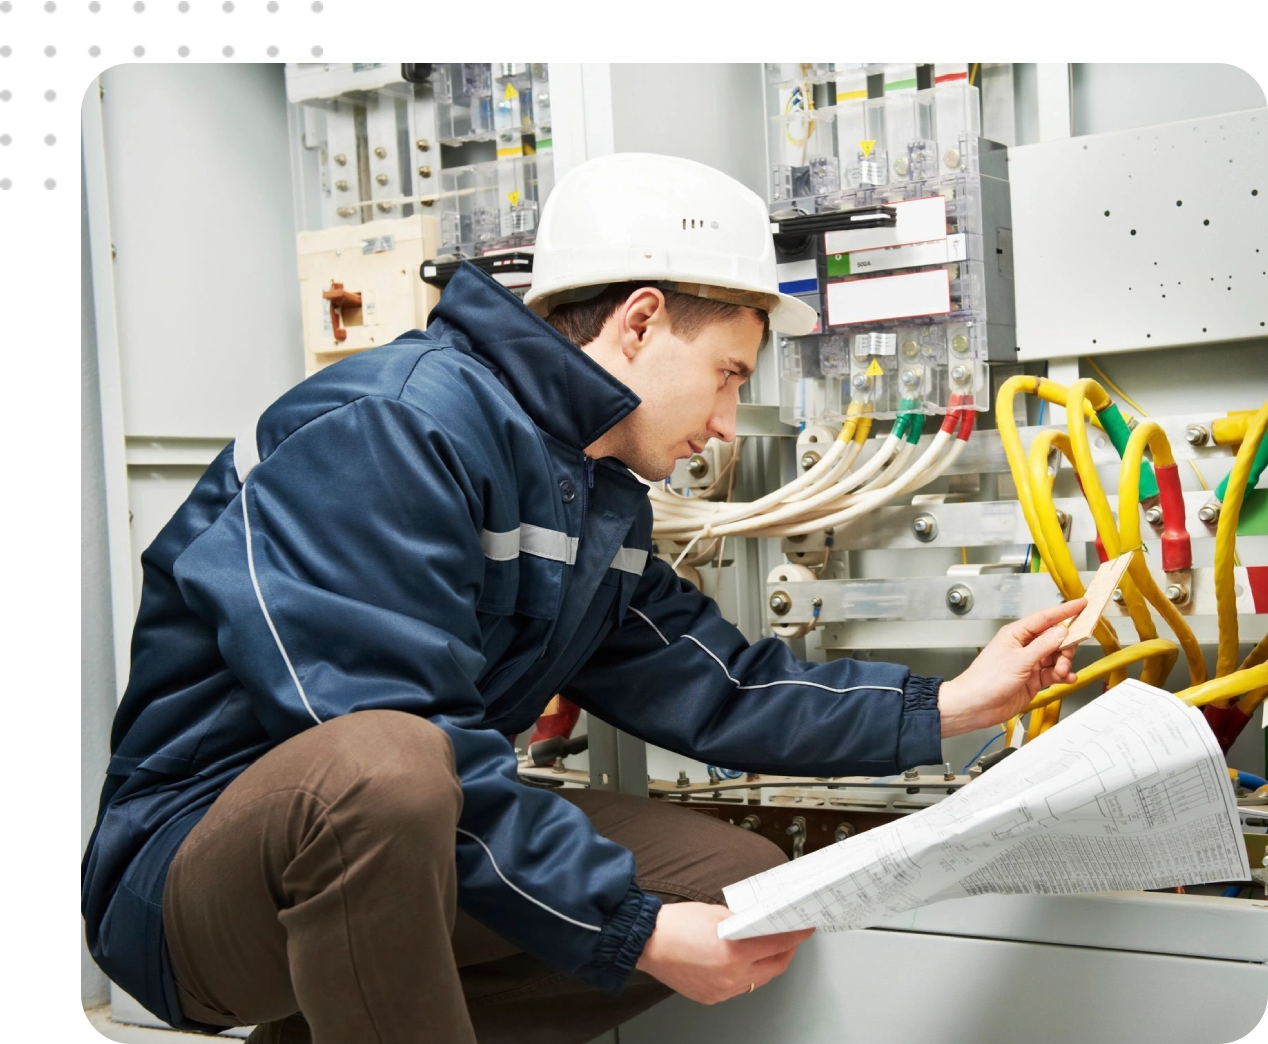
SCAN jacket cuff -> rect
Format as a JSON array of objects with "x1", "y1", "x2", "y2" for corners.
[
  {"x1": 896, "y1": 674, "x2": 943, "y2": 770},
  {"x1": 584, "y1": 882, "x2": 663, "y2": 995}
]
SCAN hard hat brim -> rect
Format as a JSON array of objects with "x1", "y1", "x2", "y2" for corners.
[{"x1": 768, "y1": 293, "x2": 820, "y2": 337}]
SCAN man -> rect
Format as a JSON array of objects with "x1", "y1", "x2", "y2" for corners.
[{"x1": 83, "y1": 153, "x2": 1080, "y2": 1044}]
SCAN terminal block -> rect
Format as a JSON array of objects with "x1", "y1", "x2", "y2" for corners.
[{"x1": 439, "y1": 153, "x2": 555, "y2": 256}]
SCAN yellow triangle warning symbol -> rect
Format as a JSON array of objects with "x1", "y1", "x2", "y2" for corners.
[
  {"x1": 859, "y1": 140, "x2": 876, "y2": 157},
  {"x1": 865, "y1": 359, "x2": 884, "y2": 377},
  {"x1": 507, "y1": 190, "x2": 521, "y2": 207},
  {"x1": 504, "y1": 82, "x2": 519, "y2": 100}
]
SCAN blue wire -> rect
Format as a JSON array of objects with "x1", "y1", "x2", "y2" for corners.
[
  {"x1": 1235, "y1": 770, "x2": 1268, "y2": 790},
  {"x1": 962, "y1": 731, "x2": 1005, "y2": 774},
  {"x1": 708, "y1": 765, "x2": 745, "y2": 780},
  {"x1": 1222, "y1": 885, "x2": 1244, "y2": 899}
]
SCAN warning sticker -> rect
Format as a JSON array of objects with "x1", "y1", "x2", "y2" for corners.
[
  {"x1": 504, "y1": 82, "x2": 519, "y2": 100},
  {"x1": 865, "y1": 358, "x2": 885, "y2": 377},
  {"x1": 859, "y1": 140, "x2": 876, "y2": 157},
  {"x1": 507, "y1": 190, "x2": 521, "y2": 207}
]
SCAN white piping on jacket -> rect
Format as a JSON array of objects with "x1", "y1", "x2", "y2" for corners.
[
  {"x1": 456, "y1": 827, "x2": 602, "y2": 932},
  {"x1": 628, "y1": 608, "x2": 903, "y2": 696}
]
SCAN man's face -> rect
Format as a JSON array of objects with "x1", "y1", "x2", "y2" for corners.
[{"x1": 591, "y1": 292, "x2": 764, "y2": 481}]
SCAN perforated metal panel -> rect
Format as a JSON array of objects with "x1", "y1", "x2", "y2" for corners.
[{"x1": 1011, "y1": 108, "x2": 1267, "y2": 359}]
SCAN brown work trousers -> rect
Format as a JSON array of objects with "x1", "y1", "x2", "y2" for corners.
[{"x1": 162, "y1": 710, "x2": 786, "y2": 1044}]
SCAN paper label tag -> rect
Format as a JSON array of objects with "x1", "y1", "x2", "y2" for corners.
[
  {"x1": 360, "y1": 234, "x2": 395, "y2": 255},
  {"x1": 853, "y1": 332, "x2": 897, "y2": 356},
  {"x1": 1060, "y1": 553, "x2": 1135, "y2": 649}
]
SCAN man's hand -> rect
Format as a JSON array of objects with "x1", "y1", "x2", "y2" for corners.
[
  {"x1": 937, "y1": 598, "x2": 1086, "y2": 737},
  {"x1": 634, "y1": 902, "x2": 814, "y2": 1005}
]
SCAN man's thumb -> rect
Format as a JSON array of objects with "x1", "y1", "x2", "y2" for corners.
[{"x1": 1028, "y1": 625, "x2": 1067, "y2": 659}]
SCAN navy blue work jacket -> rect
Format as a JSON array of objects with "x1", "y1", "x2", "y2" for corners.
[{"x1": 82, "y1": 262, "x2": 943, "y2": 1032}]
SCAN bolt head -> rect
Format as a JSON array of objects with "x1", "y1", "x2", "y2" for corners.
[
  {"x1": 901, "y1": 368, "x2": 919, "y2": 387},
  {"x1": 851, "y1": 373, "x2": 869, "y2": 390},
  {"x1": 913, "y1": 518, "x2": 929, "y2": 533},
  {"x1": 1111, "y1": 588, "x2": 1124, "y2": 603},
  {"x1": 1145, "y1": 506, "x2": 1163, "y2": 526},
  {"x1": 951, "y1": 364, "x2": 970, "y2": 384},
  {"x1": 951, "y1": 333, "x2": 970, "y2": 353},
  {"x1": 417, "y1": 165, "x2": 432, "y2": 178},
  {"x1": 687, "y1": 453, "x2": 709, "y2": 478},
  {"x1": 1184, "y1": 425, "x2": 1209, "y2": 446},
  {"x1": 335, "y1": 179, "x2": 349, "y2": 191},
  {"x1": 901, "y1": 339, "x2": 919, "y2": 358},
  {"x1": 801, "y1": 451, "x2": 821, "y2": 471},
  {"x1": 373, "y1": 145, "x2": 387, "y2": 159},
  {"x1": 893, "y1": 157, "x2": 909, "y2": 177},
  {"x1": 943, "y1": 148, "x2": 961, "y2": 168},
  {"x1": 769, "y1": 592, "x2": 791, "y2": 615},
  {"x1": 415, "y1": 138, "x2": 431, "y2": 151},
  {"x1": 375, "y1": 173, "x2": 389, "y2": 185},
  {"x1": 948, "y1": 590, "x2": 963, "y2": 605},
  {"x1": 1165, "y1": 584, "x2": 1184, "y2": 603},
  {"x1": 1198, "y1": 504, "x2": 1219, "y2": 524},
  {"x1": 333, "y1": 153, "x2": 347, "y2": 166}
]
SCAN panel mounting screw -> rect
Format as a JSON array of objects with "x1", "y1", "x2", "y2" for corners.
[
  {"x1": 1185, "y1": 424, "x2": 1209, "y2": 446},
  {"x1": 373, "y1": 145, "x2": 387, "y2": 159},
  {"x1": 769, "y1": 591, "x2": 791, "y2": 616},
  {"x1": 946, "y1": 584, "x2": 973, "y2": 614},
  {"x1": 335, "y1": 179, "x2": 349, "y2": 191},
  {"x1": 375, "y1": 173, "x2": 389, "y2": 186},
  {"x1": 333, "y1": 152, "x2": 347, "y2": 166},
  {"x1": 417, "y1": 165, "x2": 432, "y2": 178},
  {"x1": 415, "y1": 138, "x2": 430, "y2": 151},
  {"x1": 1144, "y1": 505, "x2": 1163, "y2": 526},
  {"x1": 912, "y1": 513, "x2": 937, "y2": 542}
]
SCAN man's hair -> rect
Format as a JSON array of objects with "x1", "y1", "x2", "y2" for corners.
[{"x1": 543, "y1": 282, "x2": 770, "y2": 350}]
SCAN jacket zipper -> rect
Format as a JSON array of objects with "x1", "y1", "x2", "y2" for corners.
[{"x1": 581, "y1": 456, "x2": 594, "y2": 531}]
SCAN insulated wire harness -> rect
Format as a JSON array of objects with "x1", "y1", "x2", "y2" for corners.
[
  {"x1": 999, "y1": 374, "x2": 1267, "y2": 749},
  {"x1": 650, "y1": 398, "x2": 976, "y2": 571}
]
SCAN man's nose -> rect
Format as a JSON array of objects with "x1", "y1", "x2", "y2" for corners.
[{"x1": 707, "y1": 405, "x2": 737, "y2": 444}]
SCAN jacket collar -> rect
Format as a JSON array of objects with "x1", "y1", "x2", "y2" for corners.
[{"x1": 426, "y1": 262, "x2": 641, "y2": 452}]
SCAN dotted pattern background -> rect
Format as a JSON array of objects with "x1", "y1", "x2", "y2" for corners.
[{"x1": 0, "y1": 0, "x2": 331, "y2": 197}]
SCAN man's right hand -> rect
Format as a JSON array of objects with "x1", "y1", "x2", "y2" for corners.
[{"x1": 634, "y1": 902, "x2": 815, "y2": 1004}]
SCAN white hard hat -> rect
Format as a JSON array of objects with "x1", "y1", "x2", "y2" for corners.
[{"x1": 525, "y1": 152, "x2": 818, "y2": 337}]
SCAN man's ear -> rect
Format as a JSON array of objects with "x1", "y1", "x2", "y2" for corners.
[{"x1": 618, "y1": 288, "x2": 667, "y2": 361}]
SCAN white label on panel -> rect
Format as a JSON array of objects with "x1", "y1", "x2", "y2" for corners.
[
  {"x1": 853, "y1": 332, "x2": 898, "y2": 356},
  {"x1": 826, "y1": 269, "x2": 951, "y2": 326},
  {"x1": 848, "y1": 233, "x2": 967, "y2": 275},
  {"x1": 823, "y1": 195, "x2": 949, "y2": 253}
]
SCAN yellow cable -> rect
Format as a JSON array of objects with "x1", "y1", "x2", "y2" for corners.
[
  {"x1": 1234, "y1": 685, "x2": 1267, "y2": 716},
  {"x1": 1086, "y1": 355, "x2": 1213, "y2": 494},
  {"x1": 1214, "y1": 399, "x2": 1268, "y2": 680},
  {"x1": 1177, "y1": 663, "x2": 1268, "y2": 708},
  {"x1": 1118, "y1": 421, "x2": 1204, "y2": 685},
  {"x1": 1064, "y1": 380, "x2": 1161, "y2": 685},
  {"x1": 1240, "y1": 631, "x2": 1268, "y2": 672},
  {"x1": 1023, "y1": 640, "x2": 1179, "y2": 714}
]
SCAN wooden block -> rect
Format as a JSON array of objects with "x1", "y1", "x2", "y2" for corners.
[{"x1": 1060, "y1": 552, "x2": 1135, "y2": 649}]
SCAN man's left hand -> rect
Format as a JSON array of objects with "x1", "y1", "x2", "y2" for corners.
[{"x1": 937, "y1": 598, "x2": 1086, "y2": 737}]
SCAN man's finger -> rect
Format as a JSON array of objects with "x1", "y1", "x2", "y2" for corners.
[
  {"x1": 1009, "y1": 599, "x2": 1086, "y2": 642},
  {"x1": 730, "y1": 927, "x2": 815, "y2": 961}
]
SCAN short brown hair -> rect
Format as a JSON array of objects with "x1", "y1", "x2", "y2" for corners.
[{"x1": 543, "y1": 282, "x2": 770, "y2": 350}]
